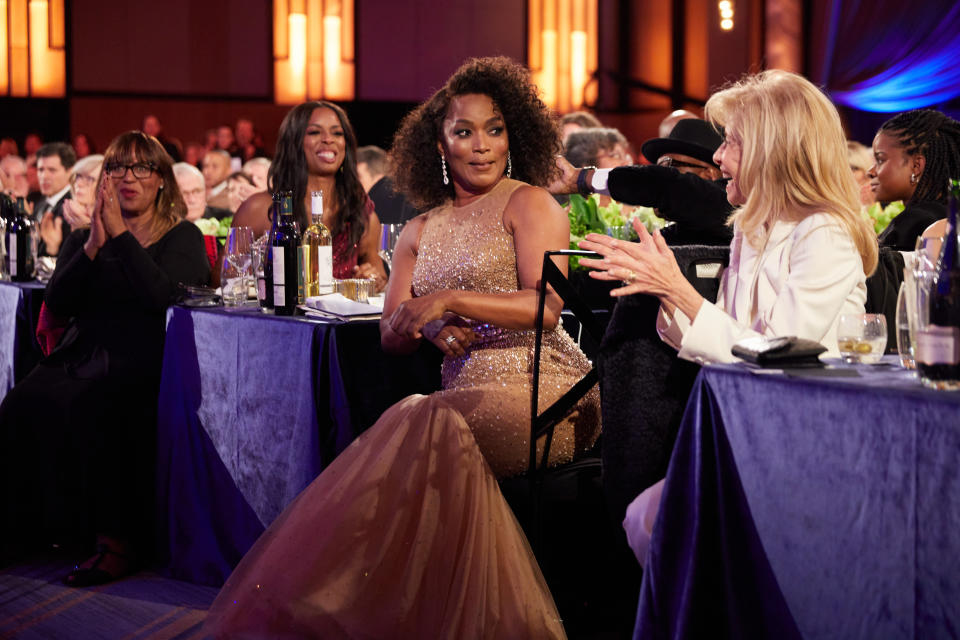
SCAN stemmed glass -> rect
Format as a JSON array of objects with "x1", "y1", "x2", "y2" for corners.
[{"x1": 221, "y1": 226, "x2": 254, "y2": 306}]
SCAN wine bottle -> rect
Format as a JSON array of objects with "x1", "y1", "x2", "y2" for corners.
[
  {"x1": 271, "y1": 190, "x2": 302, "y2": 316},
  {"x1": 6, "y1": 196, "x2": 35, "y2": 282},
  {"x1": 917, "y1": 178, "x2": 960, "y2": 390},
  {"x1": 300, "y1": 190, "x2": 334, "y2": 299},
  {"x1": 262, "y1": 192, "x2": 281, "y2": 310}
]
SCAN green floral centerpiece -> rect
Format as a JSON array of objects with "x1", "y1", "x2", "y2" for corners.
[
  {"x1": 566, "y1": 194, "x2": 666, "y2": 269},
  {"x1": 194, "y1": 216, "x2": 234, "y2": 242},
  {"x1": 863, "y1": 200, "x2": 904, "y2": 235}
]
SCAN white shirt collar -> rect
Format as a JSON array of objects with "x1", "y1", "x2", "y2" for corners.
[{"x1": 45, "y1": 184, "x2": 71, "y2": 207}]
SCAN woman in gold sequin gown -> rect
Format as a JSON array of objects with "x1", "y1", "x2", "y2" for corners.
[{"x1": 204, "y1": 57, "x2": 600, "y2": 639}]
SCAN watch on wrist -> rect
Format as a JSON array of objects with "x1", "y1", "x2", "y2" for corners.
[{"x1": 577, "y1": 166, "x2": 597, "y2": 196}]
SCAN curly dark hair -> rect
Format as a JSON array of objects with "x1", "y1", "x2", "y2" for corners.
[
  {"x1": 879, "y1": 109, "x2": 960, "y2": 204},
  {"x1": 269, "y1": 101, "x2": 368, "y2": 250},
  {"x1": 391, "y1": 56, "x2": 562, "y2": 211}
]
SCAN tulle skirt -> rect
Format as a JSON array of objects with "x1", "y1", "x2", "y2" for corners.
[{"x1": 204, "y1": 394, "x2": 566, "y2": 639}]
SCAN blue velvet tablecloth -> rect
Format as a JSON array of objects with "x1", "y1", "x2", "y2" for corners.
[
  {"x1": 636, "y1": 358, "x2": 960, "y2": 640},
  {"x1": 0, "y1": 280, "x2": 45, "y2": 399},
  {"x1": 155, "y1": 305, "x2": 440, "y2": 585}
]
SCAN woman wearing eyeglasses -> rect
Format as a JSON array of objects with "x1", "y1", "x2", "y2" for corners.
[{"x1": 0, "y1": 131, "x2": 210, "y2": 585}]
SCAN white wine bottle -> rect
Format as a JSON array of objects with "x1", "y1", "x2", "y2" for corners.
[{"x1": 300, "y1": 190, "x2": 334, "y2": 297}]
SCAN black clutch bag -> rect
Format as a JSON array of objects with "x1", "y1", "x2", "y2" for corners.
[{"x1": 731, "y1": 336, "x2": 827, "y2": 368}]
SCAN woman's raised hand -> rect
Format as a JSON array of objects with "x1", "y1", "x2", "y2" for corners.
[
  {"x1": 99, "y1": 179, "x2": 126, "y2": 238},
  {"x1": 62, "y1": 198, "x2": 93, "y2": 229},
  {"x1": 84, "y1": 180, "x2": 109, "y2": 259},
  {"x1": 577, "y1": 220, "x2": 685, "y2": 298}
]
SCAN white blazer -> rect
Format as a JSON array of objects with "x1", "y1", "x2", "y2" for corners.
[{"x1": 658, "y1": 213, "x2": 868, "y2": 364}]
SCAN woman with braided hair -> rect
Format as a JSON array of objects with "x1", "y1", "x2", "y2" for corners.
[{"x1": 868, "y1": 108, "x2": 960, "y2": 250}]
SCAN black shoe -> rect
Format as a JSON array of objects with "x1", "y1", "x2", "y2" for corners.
[{"x1": 63, "y1": 544, "x2": 132, "y2": 588}]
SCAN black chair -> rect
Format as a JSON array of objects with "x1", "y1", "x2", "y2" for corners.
[
  {"x1": 499, "y1": 250, "x2": 632, "y2": 636},
  {"x1": 599, "y1": 245, "x2": 730, "y2": 525}
]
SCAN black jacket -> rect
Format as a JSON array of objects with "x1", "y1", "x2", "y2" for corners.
[
  {"x1": 877, "y1": 199, "x2": 946, "y2": 252},
  {"x1": 607, "y1": 165, "x2": 733, "y2": 246}
]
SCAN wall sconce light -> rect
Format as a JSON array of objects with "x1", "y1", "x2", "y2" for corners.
[
  {"x1": 528, "y1": 0, "x2": 598, "y2": 113},
  {"x1": 0, "y1": 0, "x2": 66, "y2": 97},
  {"x1": 719, "y1": 0, "x2": 734, "y2": 31},
  {"x1": 274, "y1": 0, "x2": 355, "y2": 105}
]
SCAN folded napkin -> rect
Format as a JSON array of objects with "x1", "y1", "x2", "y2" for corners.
[{"x1": 305, "y1": 293, "x2": 381, "y2": 317}]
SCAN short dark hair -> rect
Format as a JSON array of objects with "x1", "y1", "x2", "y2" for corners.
[
  {"x1": 356, "y1": 145, "x2": 388, "y2": 176},
  {"x1": 36, "y1": 142, "x2": 76, "y2": 170},
  {"x1": 564, "y1": 127, "x2": 627, "y2": 167}
]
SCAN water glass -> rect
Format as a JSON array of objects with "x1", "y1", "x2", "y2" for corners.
[
  {"x1": 379, "y1": 223, "x2": 404, "y2": 270},
  {"x1": 837, "y1": 313, "x2": 888, "y2": 364},
  {"x1": 222, "y1": 226, "x2": 254, "y2": 306},
  {"x1": 335, "y1": 278, "x2": 372, "y2": 303},
  {"x1": 895, "y1": 282, "x2": 915, "y2": 369}
]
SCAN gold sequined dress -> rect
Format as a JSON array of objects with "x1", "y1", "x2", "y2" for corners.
[{"x1": 204, "y1": 179, "x2": 600, "y2": 639}]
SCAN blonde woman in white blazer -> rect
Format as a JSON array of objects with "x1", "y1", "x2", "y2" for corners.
[
  {"x1": 580, "y1": 70, "x2": 881, "y2": 565},
  {"x1": 580, "y1": 70, "x2": 879, "y2": 365}
]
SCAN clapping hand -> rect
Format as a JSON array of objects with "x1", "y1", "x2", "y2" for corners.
[
  {"x1": 84, "y1": 180, "x2": 110, "y2": 259},
  {"x1": 39, "y1": 210, "x2": 64, "y2": 256},
  {"x1": 62, "y1": 198, "x2": 93, "y2": 229}
]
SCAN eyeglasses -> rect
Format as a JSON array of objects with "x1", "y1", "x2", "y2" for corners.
[
  {"x1": 73, "y1": 173, "x2": 97, "y2": 186},
  {"x1": 105, "y1": 162, "x2": 156, "y2": 179},
  {"x1": 181, "y1": 187, "x2": 205, "y2": 198},
  {"x1": 657, "y1": 156, "x2": 713, "y2": 171}
]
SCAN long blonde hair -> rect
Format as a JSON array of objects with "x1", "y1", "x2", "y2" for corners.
[{"x1": 704, "y1": 70, "x2": 878, "y2": 276}]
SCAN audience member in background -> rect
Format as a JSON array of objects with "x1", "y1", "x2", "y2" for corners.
[
  {"x1": 173, "y1": 162, "x2": 231, "y2": 221},
  {"x1": 356, "y1": 145, "x2": 419, "y2": 224},
  {"x1": 658, "y1": 109, "x2": 698, "y2": 138},
  {"x1": 183, "y1": 142, "x2": 205, "y2": 168},
  {"x1": 216, "y1": 125, "x2": 237, "y2": 157},
  {"x1": 0, "y1": 138, "x2": 18, "y2": 158},
  {"x1": 141, "y1": 114, "x2": 182, "y2": 162},
  {"x1": 202, "y1": 149, "x2": 232, "y2": 210},
  {"x1": 559, "y1": 109, "x2": 603, "y2": 142},
  {"x1": 203, "y1": 128, "x2": 218, "y2": 151},
  {"x1": 36, "y1": 142, "x2": 77, "y2": 257},
  {"x1": 232, "y1": 101, "x2": 386, "y2": 288},
  {"x1": 226, "y1": 171, "x2": 256, "y2": 213},
  {"x1": 61, "y1": 154, "x2": 104, "y2": 229},
  {"x1": 242, "y1": 157, "x2": 271, "y2": 191},
  {"x1": 868, "y1": 109, "x2": 960, "y2": 251},
  {"x1": 553, "y1": 118, "x2": 733, "y2": 246},
  {"x1": 847, "y1": 140, "x2": 875, "y2": 206},
  {"x1": 564, "y1": 127, "x2": 633, "y2": 169},
  {"x1": 72, "y1": 133, "x2": 96, "y2": 159},
  {"x1": 25, "y1": 152, "x2": 41, "y2": 205},
  {"x1": 23, "y1": 132, "x2": 43, "y2": 157},
  {"x1": 0, "y1": 155, "x2": 30, "y2": 199},
  {"x1": 0, "y1": 131, "x2": 210, "y2": 584},
  {"x1": 235, "y1": 118, "x2": 269, "y2": 161}
]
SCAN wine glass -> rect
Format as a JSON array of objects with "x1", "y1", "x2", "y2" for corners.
[
  {"x1": 221, "y1": 226, "x2": 254, "y2": 306},
  {"x1": 837, "y1": 313, "x2": 888, "y2": 364}
]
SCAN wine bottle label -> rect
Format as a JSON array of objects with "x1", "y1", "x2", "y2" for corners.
[
  {"x1": 8, "y1": 237, "x2": 15, "y2": 277},
  {"x1": 273, "y1": 251, "x2": 285, "y2": 304},
  {"x1": 916, "y1": 325, "x2": 960, "y2": 365},
  {"x1": 318, "y1": 245, "x2": 333, "y2": 287}
]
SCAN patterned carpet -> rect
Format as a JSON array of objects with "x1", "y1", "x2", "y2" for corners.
[{"x1": 0, "y1": 553, "x2": 218, "y2": 640}]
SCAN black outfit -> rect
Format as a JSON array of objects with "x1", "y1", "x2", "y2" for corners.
[
  {"x1": 877, "y1": 199, "x2": 946, "y2": 251},
  {"x1": 202, "y1": 204, "x2": 232, "y2": 220},
  {"x1": 368, "y1": 176, "x2": 419, "y2": 225},
  {"x1": 607, "y1": 165, "x2": 733, "y2": 246},
  {"x1": 0, "y1": 222, "x2": 209, "y2": 559},
  {"x1": 36, "y1": 192, "x2": 72, "y2": 257}
]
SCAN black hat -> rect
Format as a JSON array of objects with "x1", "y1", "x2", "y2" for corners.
[{"x1": 641, "y1": 118, "x2": 723, "y2": 167}]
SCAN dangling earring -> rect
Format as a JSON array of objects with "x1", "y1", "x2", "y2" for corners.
[
  {"x1": 505, "y1": 151, "x2": 512, "y2": 179},
  {"x1": 910, "y1": 172, "x2": 918, "y2": 184},
  {"x1": 440, "y1": 154, "x2": 449, "y2": 185}
]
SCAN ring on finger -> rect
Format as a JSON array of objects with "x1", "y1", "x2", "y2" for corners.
[{"x1": 444, "y1": 335, "x2": 457, "y2": 345}]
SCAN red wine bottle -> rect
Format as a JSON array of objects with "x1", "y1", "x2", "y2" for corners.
[
  {"x1": 6, "y1": 196, "x2": 35, "y2": 282},
  {"x1": 271, "y1": 191, "x2": 301, "y2": 316},
  {"x1": 917, "y1": 178, "x2": 960, "y2": 389}
]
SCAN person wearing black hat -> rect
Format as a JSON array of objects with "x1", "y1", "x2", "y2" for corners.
[{"x1": 551, "y1": 118, "x2": 734, "y2": 246}]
